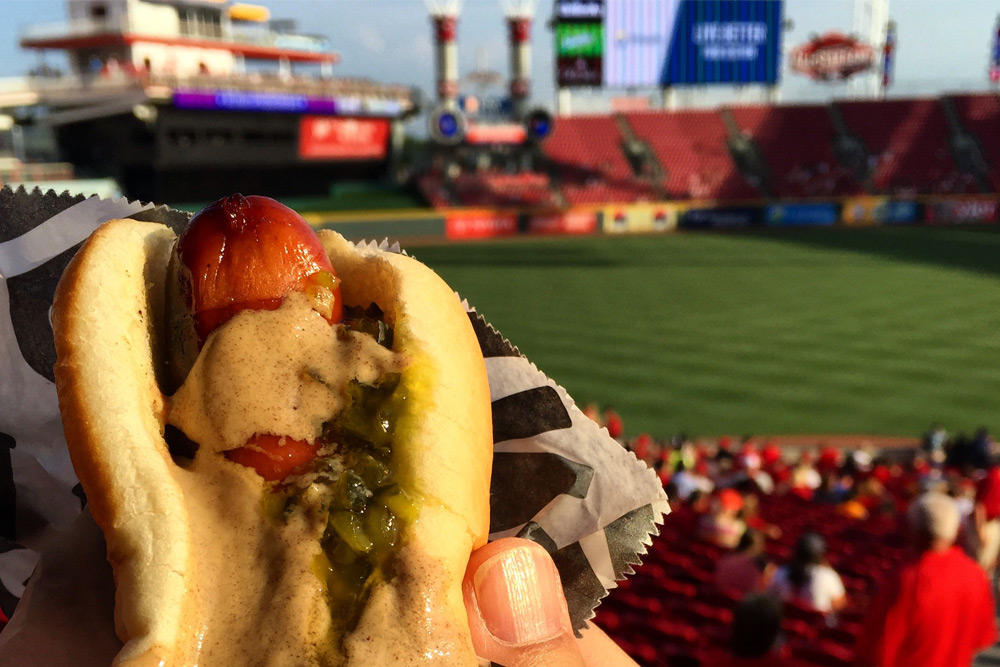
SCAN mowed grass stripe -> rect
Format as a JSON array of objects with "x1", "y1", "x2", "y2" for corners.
[{"x1": 415, "y1": 227, "x2": 1000, "y2": 437}]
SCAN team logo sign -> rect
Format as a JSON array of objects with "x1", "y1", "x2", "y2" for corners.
[{"x1": 789, "y1": 32, "x2": 875, "y2": 81}]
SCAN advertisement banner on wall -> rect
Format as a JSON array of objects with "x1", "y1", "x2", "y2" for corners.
[
  {"x1": 764, "y1": 202, "x2": 839, "y2": 226},
  {"x1": 557, "y1": 56, "x2": 604, "y2": 86},
  {"x1": 298, "y1": 117, "x2": 390, "y2": 160},
  {"x1": 679, "y1": 205, "x2": 760, "y2": 229},
  {"x1": 557, "y1": 0, "x2": 605, "y2": 22},
  {"x1": 527, "y1": 210, "x2": 600, "y2": 235},
  {"x1": 842, "y1": 197, "x2": 918, "y2": 225},
  {"x1": 602, "y1": 0, "x2": 782, "y2": 88},
  {"x1": 445, "y1": 211, "x2": 519, "y2": 240},
  {"x1": 925, "y1": 197, "x2": 1000, "y2": 224},
  {"x1": 602, "y1": 204, "x2": 680, "y2": 233}
]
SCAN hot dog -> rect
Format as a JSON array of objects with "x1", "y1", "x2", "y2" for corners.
[{"x1": 50, "y1": 195, "x2": 493, "y2": 667}]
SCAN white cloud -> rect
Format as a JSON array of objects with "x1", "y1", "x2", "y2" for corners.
[{"x1": 357, "y1": 25, "x2": 387, "y2": 54}]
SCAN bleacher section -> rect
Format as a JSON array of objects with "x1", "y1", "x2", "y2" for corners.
[
  {"x1": 543, "y1": 115, "x2": 657, "y2": 205},
  {"x1": 951, "y1": 94, "x2": 1000, "y2": 192},
  {"x1": 728, "y1": 104, "x2": 864, "y2": 198},
  {"x1": 451, "y1": 171, "x2": 556, "y2": 208},
  {"x1": 624, "y1": 110, "x2": 759, "y2": 201},
  {"x1": 416, "y1": 95, "x2": 1000, "y2": 211},
  {"x1": 596, "y1": 494, "x2": 906, "y2": 666},
  {"x1": 416, "y1": 173, "x2": 452, "y2": 209},
  {"x1": 836, "y1": 99, "x2": 971, "y2": 195}
]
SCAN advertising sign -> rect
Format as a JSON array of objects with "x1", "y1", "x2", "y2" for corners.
[
  {"x1": 557, "y1": 56, "x2": 604, "y2": 86},
  {"x1": 298, "y1": 117, "x2": 390, "y2": 160},
  {"x1": 925, "y1": 197, "x2": 1000, "y2": 224},
  {"x1": 175, "y1": 89, "x2": 336, "y2": 114},
  {"x1": 557, "y1": 0, "x2": 604, "y2": 22},
  {"x1": 601, "y1": 0, "x2": 782, "y2": 88},
  {"x1": 765, "y1": 203, "x2": 839, "y2": 226},
  {"x1": 602, "y1": 204, "x2": 679, "y2": 233},
  {"x1": 465, "y1": 123, "x2": 527, "y2": 145},
  {"x1": 789, "y1": 32, "x2": 875, "y2": 81},
  {"x1": 527, "y1": 210, "x2": 599, "y2": 235},
  {"x1": 680, "y1": 206, "x2": 760, "y2": 229},
  {"x1": 445, "y1": 211, "x2": 519, "y2": 240},
  {"x1": 842, "y1": 197, "x2": 918, "y2": 225},
  {"x1": 556, "y1": 23, "x2": 604, "y2": 57}
]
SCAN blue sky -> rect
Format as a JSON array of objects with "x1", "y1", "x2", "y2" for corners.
[{"x1": 1, "y1": 0, "x2": 998, "y2": 109}]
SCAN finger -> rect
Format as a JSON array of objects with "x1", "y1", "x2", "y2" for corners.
[
  {"x1": 577, "y1": 623, "x2": 638, "y2": 667},
  {"x1": 464, "y1": 538, "x2": 585, "y2": 667}
]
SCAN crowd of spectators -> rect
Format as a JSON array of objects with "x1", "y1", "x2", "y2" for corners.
[{"x1": 583, "y1": 410, "x2": 1000, "y2": 666}]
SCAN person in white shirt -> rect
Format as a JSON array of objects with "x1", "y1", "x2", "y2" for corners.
[
  {"x1": 768, "y1": 532, "x2": 847, "y2": 613},
  {"x1": 671, "y1": 460, "x2": 714, "y2": 501}
]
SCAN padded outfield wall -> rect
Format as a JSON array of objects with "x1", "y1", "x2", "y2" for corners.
[{"x1": 304, "y1": 195, "x2": 1000, "y2": 241}]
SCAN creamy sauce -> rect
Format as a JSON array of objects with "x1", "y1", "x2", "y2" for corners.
[
  {"x1": 170, "y1": 292, "x2": 406, "y2": 453},
  {"x1": 164, "y1": 293, "x2": 414, "y2": 666},
  {"x1": 171, "y1": 456, "x2": 339, "y2": 667}
]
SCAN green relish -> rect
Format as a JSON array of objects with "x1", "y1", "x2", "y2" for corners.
[{"x1": 264, "y1": 303, "x2": 417, "y2": 629}]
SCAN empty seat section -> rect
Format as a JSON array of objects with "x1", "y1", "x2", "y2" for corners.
[
  {"x1": 451, "y1": 171, "x2": 556, "y2": 208},
  {"x1": 951, "y1": 93, "x2": 1000, "y2": 191},
  {"x1": 545, "y1": 115, "x2": 655, "y2": 205},
  {"x1": 416, "y1": 173, "x2": 451, "y2": 209},
  {"x1": 837, "y1": 99, "x2": 963, "y2": 194},
  {"x1": 625, "y1": 109, "x2": 759, "y2": 201},
  {"x1": 729, "y1": 104, "x2": 863, "y2": 197}
]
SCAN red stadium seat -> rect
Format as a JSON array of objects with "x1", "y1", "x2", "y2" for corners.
[
  {"x1": 624, "y1": 109, "x2": 760, "y2": 201},
  {"x1": 729, "y1": 104, "x2": 864, "y2": 198},
  {"x1": 791, "y1": 640, "x2": 855, "y2": 667},
  {"x1": 646, "y1": 618, "x2": 701, "y2": 647},
  {"x1": 952, "y1": 93, "x2": 1000, "y2": 190},
  {"x1": 836, "y1": 99, "x2": 962, "y2": 195},
  {"x1": 782, "y1": 617, "x2": 819, "y2": 643}
]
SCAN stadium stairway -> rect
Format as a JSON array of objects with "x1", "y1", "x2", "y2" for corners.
[
  {"x1": 727, "y1": 104, "x2": 865, "y2": 199},
  {"x1": 614, "y1": 114, "x2": 669, "y2": 200},
  {"x1": 621, "y1": 109, "x2": 762, "y2": 201},
  {"x1": 544, "y1": 115, "x2": 660, "y2": 205},
  {"x1": 950, "y1": 93, "x2": 1000, "y2": 192},
  {"x1": 937, "y1": 97, "x2": 992, "y2": 193},
  {"x1": 835, "y1": 99, "x2": 971, "y2": 195}
]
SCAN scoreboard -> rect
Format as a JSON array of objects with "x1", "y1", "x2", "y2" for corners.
[{"x1": 555, "y1": 0, "x2": 783, "y2": 88}]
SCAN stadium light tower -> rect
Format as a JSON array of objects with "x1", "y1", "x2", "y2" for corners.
[
  {"x1": 427, "y1": 0, "x2": 462, "y2": 108},
  {"x1": 851, "y1": 0, "x2": 891, "y2": 99},
  {"x1": 501, "y1": 0, "x2": 535, "y2": 119}
]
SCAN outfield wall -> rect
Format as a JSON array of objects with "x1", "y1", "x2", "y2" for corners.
[{"x1": 303, "y1": 194, "x2": 1000, "y2": 241}]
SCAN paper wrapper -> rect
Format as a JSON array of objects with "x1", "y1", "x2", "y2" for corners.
[{"x1": 0, "y1": 185, "x2": 669, "y2": 664}]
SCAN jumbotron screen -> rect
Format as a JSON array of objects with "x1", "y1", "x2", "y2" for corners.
[{"x1": 555, "y1": 0, "x2": 784, "y2": 88}]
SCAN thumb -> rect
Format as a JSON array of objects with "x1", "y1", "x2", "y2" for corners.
[{"x1": 463, "y1": 538, "x2": 585, "y2": 667}]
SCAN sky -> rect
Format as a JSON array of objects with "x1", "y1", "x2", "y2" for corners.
[{"x1": 1, "y1": 0, "x2": 998, "y2": 112}]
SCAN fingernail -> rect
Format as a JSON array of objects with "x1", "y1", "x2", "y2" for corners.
[{"x1": 473, "y1": 545, "x2": 566, "y2": 645}]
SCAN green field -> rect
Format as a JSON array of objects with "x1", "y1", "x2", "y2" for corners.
[{"x1": 412, "y1": 226, "x2": 1000, "y2": 439}]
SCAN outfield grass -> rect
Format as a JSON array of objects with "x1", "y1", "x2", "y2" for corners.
[{"x1": 413, "y1": 225, "x2": 1000, "y2": 439}]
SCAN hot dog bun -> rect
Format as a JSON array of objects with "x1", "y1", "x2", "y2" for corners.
[{"x1": 51, "y1": 219, "x2": 492, "y2": 666}]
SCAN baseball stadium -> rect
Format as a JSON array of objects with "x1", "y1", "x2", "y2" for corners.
[{"x1": 2, "y1": 0, "x2": 1000, "y2": 665}]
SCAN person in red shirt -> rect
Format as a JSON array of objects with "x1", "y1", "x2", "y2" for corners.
[
  {"x1": 715, "y1": 529, "x2": 773, "y2": 597},
  {"x1": 602, "y1": 406, "x2": 624, "y2": 441},
  {"x1": 854, "y1": 491, "x2": 998, "y2": 667},
  {"x1": 972, "y1": 464, "x2": 1000, "y2": 576}
]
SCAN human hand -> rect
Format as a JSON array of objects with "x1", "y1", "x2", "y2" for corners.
[{"x1": 463, "y1": 537, "x2": 638, "y2": 667}]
